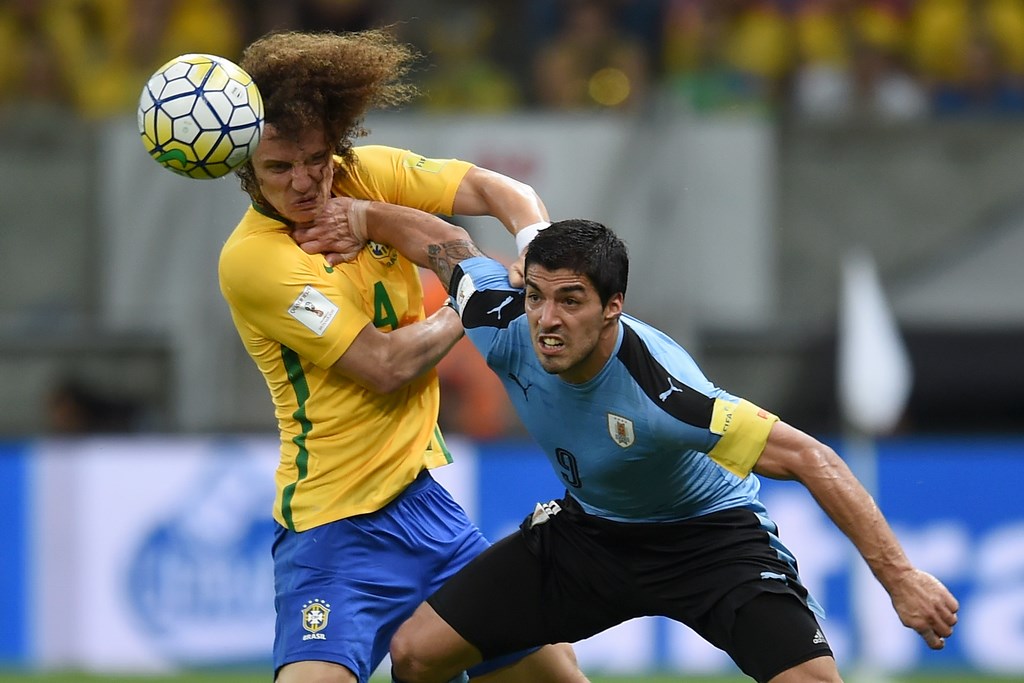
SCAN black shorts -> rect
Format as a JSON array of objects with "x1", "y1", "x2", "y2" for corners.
[{"x1": 428, "y1": 495, "x2": 834, "y2": 683}]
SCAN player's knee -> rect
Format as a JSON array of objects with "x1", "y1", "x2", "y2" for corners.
[
  {"x1": 275, "y1": 660, "x2": 356, "y2": 683},
  {"x1": 390, "y1": 625, "x2": 434, "y2": 683},
  {"x1": 549, "y1": 642, "x2": 581, "y2": 670},
  {"x1": 516, "y1": 643, "x2": 588, "y2": 683},
  {"x1": 389, "y1": 654, "x2": 433, "y2": 683}
]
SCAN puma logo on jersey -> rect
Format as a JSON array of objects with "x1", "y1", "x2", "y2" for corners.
[
  {"x1": 487, "y1": 295, "x2": 514, "y2": 319},
  {"x1": 658, "y1": 376, "x2": 685, "y2": 402},
  {"x1": 508, "y1": 373, "x2": 533, "y2": 400}
]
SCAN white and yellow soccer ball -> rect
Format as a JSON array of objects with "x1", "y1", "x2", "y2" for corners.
[{"x1": 138, "y1": 53, "x2": 264, "y2": 179}]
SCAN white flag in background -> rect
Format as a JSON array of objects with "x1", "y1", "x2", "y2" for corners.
[{"x1": 837, "y1": 249, "x2": 913, "y2": 435}]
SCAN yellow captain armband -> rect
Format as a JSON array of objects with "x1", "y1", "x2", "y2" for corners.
[{"x1": 707, "y1": 398, "x2": 779, "y2": 478}]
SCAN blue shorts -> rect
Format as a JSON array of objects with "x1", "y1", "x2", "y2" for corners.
[{"x1": 272, "y1": 470, "x2": 490, "y2": 681}]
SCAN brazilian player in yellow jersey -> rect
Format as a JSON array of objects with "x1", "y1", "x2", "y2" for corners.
[
  {"x1": 218, "y1": 30, "x2": 586, "y2": 683},
  {"x1": 221, "y1": 143, "x2": 472, "y2": 532}
]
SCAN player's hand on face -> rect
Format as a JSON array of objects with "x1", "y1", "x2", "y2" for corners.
[
  {"x1": 292, "y1": 197, "x2": 366, "y2": 265},
  {"x1": 889, "y1": 569, "x2": 959, "y2": 649},
  {"x1": 508, "y1": 253, "x2": 526, "y2": 288}
]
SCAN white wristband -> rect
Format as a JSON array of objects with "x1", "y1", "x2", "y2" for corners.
[
  {"x1": 347, "y1": 199, "x2": 370, "y2": 243},
  {"x1": 514, "y1": 221, "x2": 550, "y2": 254}
]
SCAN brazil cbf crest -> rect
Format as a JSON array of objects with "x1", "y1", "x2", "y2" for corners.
[
  {"x1": 607, "y1": 413, "x2": 635, "y2": 448},
  {"x1": 368, "y1": 240, "x2": 398, "y2": 267},
  {"x1": 302, "y1": 598, "x2": 331, "y2": 640}
]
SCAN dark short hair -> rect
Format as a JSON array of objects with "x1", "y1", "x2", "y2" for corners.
[{"x1": 524, "y1": 219, "x2": 628, "y2": 305}]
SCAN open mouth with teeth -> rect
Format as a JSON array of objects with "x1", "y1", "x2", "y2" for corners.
[{"x1": 538, "y1": 337, "x2": 563, "y2": 351}]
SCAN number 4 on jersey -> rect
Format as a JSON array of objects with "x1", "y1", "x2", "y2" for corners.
[{"x1": 373, "y1": 281, "x2": 399, "y2": 330}]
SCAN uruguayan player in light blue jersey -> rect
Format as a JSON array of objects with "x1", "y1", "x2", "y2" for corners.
[{"x1": 292, "y1": 213, "x2": 959, "y2": 683}]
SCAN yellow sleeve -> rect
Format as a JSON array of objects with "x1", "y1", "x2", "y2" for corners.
[
  {"x1": 220, "y1": 231, "x2": 370, "y2": 368},
  {"x1": 707, "y1": 398, "x2": 780, "y2": 478},
  {"x1": 336, "y1": 145, "x2": 475, "y2": 214}
]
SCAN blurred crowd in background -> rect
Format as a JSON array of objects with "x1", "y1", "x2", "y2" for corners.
[
  {"x1": 4, "y1": 0, "x2": 1024, "y2": 122},
  {"x1": 7, "y1": 0, "x2": 1023, "y2": 439}
]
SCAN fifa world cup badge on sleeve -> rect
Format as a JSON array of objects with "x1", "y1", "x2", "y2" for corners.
[{"x1": 288, "y1": 286, "x2": 339, "y2": 336}]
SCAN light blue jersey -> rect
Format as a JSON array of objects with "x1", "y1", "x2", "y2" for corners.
[{"x1": 452, "y1": 256, "x2": 780, "y2": 523}]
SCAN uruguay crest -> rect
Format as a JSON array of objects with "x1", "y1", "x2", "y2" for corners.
[{"x1": 607, "y1": 413, "x2": 635, "y2": 448}]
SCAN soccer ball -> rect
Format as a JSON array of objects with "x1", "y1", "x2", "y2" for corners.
[{"x1": 138, "y1": 53, "x2": 264, "y2": 179}]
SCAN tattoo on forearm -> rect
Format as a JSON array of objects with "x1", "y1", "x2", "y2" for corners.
[{"x1": 428, "y1": 240, "x2": 483, "y2": 291}]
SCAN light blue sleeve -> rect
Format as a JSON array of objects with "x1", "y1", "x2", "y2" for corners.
[
  {"x1": 451, "y1": 256, "x2": 514, "y2": 307},
  {"x1": 451, "y1": 256, "x2": 527, "y2": 374}
]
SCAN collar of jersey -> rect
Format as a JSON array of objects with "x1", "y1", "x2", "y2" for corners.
[{"x1": 251, "y1": 200, "x2": 292, "y2": 226}]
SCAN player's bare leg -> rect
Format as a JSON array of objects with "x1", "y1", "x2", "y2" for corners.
[
  {"x1": 391, "y1": 602, "x2": 588, "y2": 683},
  {"x1": 276, "y1": 659, "x2": 356, "y2": 683},
  {"x1": 767, "y1": 655, "x2": 843, "y2": 683},
  {"x1": 475, "y1": 643, "x2": 587, "y2": 683}
]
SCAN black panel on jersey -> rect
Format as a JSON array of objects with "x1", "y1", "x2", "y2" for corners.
[
  {"x1": 448, "y1": 263, "x2": 467, "y2": 295},
  {"x1": 451, "y1": 264, "x2": 525, "y2": 330},
  {"x1": 617, "y1": 323, "x2": 714, "y2": 428}
]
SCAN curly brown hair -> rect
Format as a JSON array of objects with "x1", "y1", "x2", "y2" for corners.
[{"x1": 235, "y1": 30, "x2": 419, "y2": 205}]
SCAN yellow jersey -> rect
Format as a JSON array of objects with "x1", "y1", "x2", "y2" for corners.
[{"x1": 219, "y1": 145, "x2": 474, "y2": 531}]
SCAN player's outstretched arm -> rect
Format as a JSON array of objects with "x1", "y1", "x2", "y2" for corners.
[
  {"x1": 452, "y1": 166, "x2": 550, "y2": 287},
  {"x1": 363, "y1": 201, "x2": 483, "y2": 291},
  {"x1": 452, "y1": 166, "x2": 549, "y2": 237},
  {"x1": 753, "y1": 421, "x2": 960, "y2": 650},
  {"x1": 296, "y1": 199, "x2": 483, "y2": 394},
  {"x1": 293, "y1": 198, "x2": 485, "y2": 291}
]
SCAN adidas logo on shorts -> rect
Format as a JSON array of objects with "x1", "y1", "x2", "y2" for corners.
[
  {"x1": 812, "y1": 628, "x2": 828, "y2": 645},
  {"x1": 530, "y1": 500, "x2": 562, "y2": 527}
]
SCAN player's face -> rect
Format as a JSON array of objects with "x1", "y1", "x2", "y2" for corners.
[
  {"x1": 524, "y1": 265, "x2": 623, "y2": 384},
  {"x1": 251, "y1": 124, "x2": 335, "y2": 224}
]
